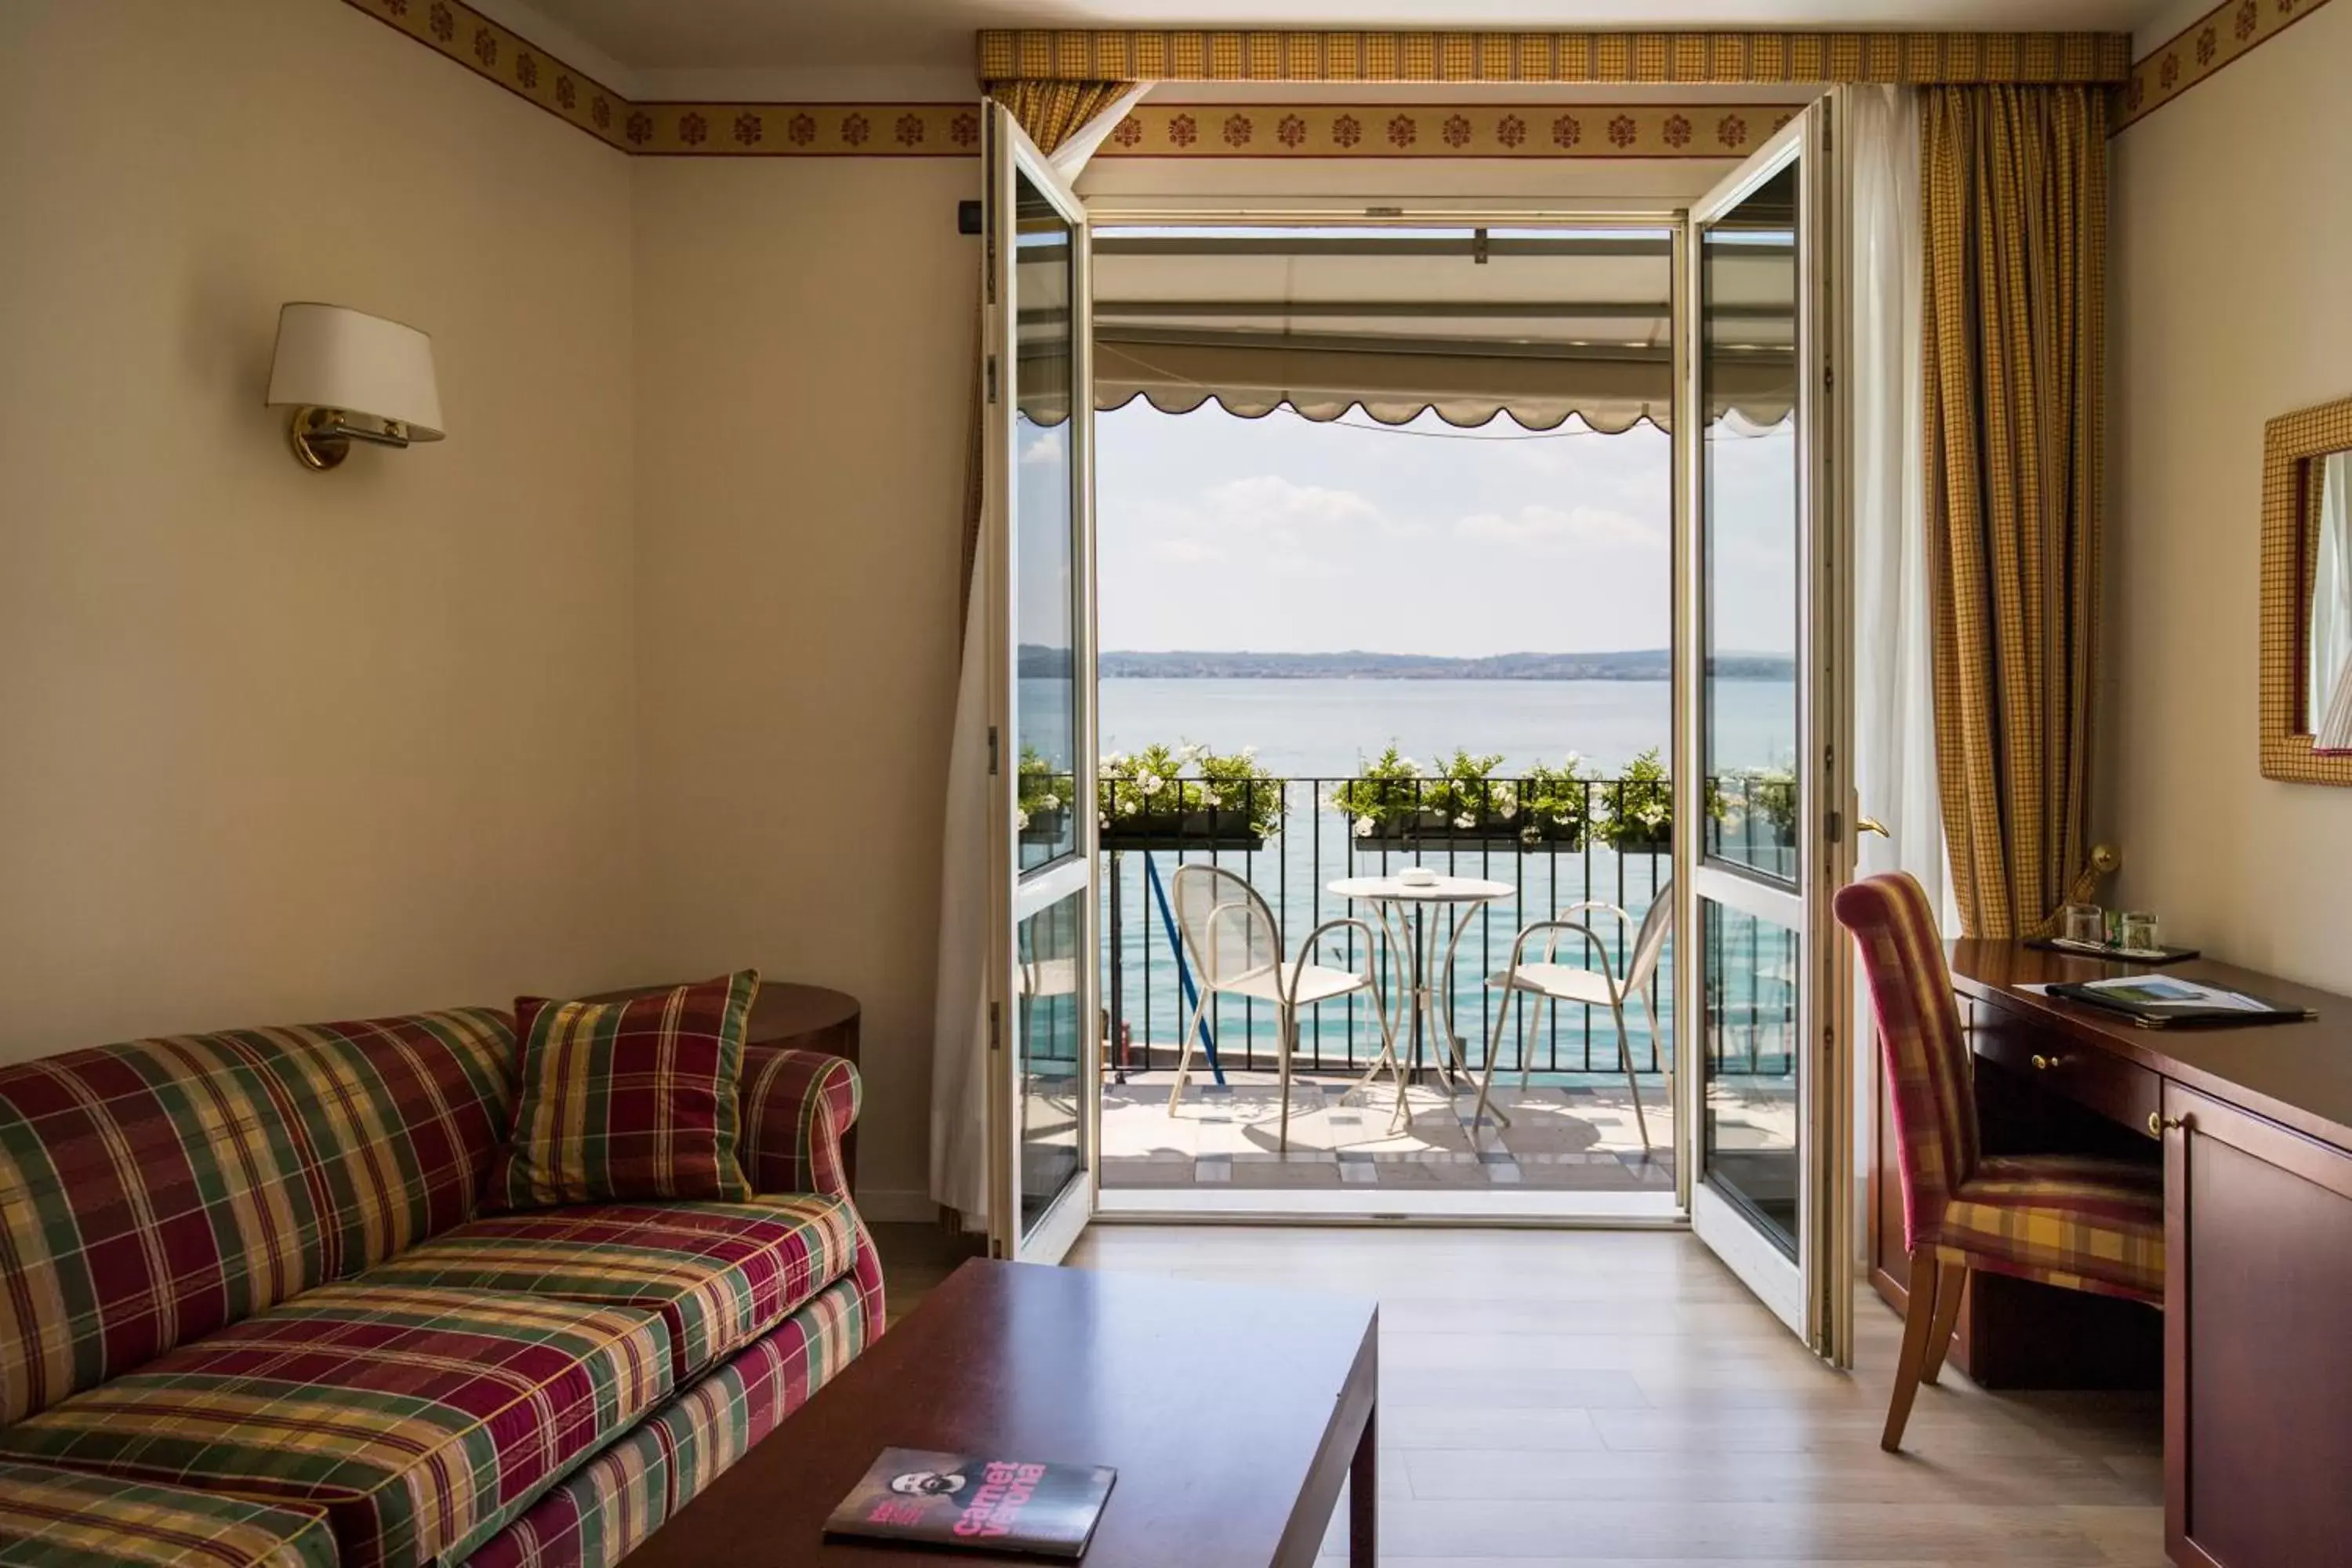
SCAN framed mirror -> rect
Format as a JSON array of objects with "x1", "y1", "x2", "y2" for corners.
[{"x1": 2260, "y1": 393, "x2": 2352, "y2": 785}]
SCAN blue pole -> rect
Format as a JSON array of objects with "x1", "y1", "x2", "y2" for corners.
[{"x1": 1143, "y1": 852, "x2": 1223, "y2": 1086}]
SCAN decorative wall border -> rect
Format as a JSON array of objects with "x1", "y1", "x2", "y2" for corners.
[
  {"x1": 341, "y1": 0, "x2": 976, "y2": 154},
  {"x1": 344, "y1": 0, "x2": 633, "y2": 150},
  {"x1": 335, "y1": 0, "x2": 1789, "y2": 160},
  {"x1": 977, "y1": 29, "x2": 2131, "y2": 85},
  {"x1": 626, "y1": 104, "x2": 977, "y2": 157},
  {"x1": 355, "y1": 1, "x2": 2332, "y2": 156},
  {"x1": 1095, "y1": 103, "x2": 1791, "y2": 159},
  {"x1": 2116, "y1": 0, "x2": 2338, "y2": 129}
]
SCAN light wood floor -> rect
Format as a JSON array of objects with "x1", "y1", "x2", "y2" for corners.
[{"x1": 1031, "y1": 1225, "x2": 2163, "y2": 1566}]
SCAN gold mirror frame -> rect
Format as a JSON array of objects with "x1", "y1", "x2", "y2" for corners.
[{"x1": 2259, "y1": 393, "x2": 2352, "y2": 786}]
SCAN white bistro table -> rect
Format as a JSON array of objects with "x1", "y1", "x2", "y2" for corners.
[{"x1": 1327, "y1": 873, "x2": 1513, "y2": 1128}]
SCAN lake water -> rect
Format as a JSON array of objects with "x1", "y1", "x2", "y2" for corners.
[{"x1": 1095, "y1": 675, "x2": 1794, "y2": 777}]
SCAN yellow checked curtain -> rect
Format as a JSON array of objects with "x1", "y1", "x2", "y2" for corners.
[{"x1": 1920, "y1": 84, "x2": 2105, "y2": 938}]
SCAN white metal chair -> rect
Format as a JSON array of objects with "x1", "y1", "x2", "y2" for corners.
[
  {"x1": 1166, "y1": 863, "x2": 1398, "y2": 1152},
  {"x1": 1475, "y1": 884, "x2": 1672, "y2": 1150}
]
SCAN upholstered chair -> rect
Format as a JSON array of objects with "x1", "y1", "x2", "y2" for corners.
[{"x1": 1833, "y1": 871, "x2": 2165, "y2": 1451}]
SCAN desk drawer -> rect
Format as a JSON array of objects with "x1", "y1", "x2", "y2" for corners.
[{"x1": 1967, "y1": 1000, "x2": 2162, "y2": 1138}]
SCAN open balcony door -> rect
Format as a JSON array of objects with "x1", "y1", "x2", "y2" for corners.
[
  {"x1": 1673, "y1": 102, "x2": 1856, "y2": 1363},
  {"x1": 979, "y1": 100, "x2": 1101, "y2": 1265}
]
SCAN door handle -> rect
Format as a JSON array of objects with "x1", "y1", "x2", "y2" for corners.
[{"x1": 1857, "y1": 815, "x2": 1890, "y2": 839}]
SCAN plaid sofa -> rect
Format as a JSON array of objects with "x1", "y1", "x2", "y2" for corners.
[{"x1": 0, "y1": 1009, "x2": 884, "y2": 1568}]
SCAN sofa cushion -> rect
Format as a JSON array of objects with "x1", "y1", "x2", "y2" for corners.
[
  {"x1": 0, "y1": 1010, "x2": 516, "y2": 1425},
  {"x1": 0, "y1": 1283, "x2": 671, "y2": 1568},
  {"x1": 488, "y1": 974, "x2": 757, "y2": 1211},
  {"x1": 0, "y1": 1460, "x2": 336, "y2": 1568},
  {"x1": 463, "y1": 1258, "x2": 883, "y2": 1568},
  {"x1": 359, "y1": 1195, "x2": 862, "y2": 1383}
]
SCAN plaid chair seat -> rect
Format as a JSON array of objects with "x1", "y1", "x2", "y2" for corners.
[
  {"x1": 0, "y1": 1460, "x2": 336, "y2": 1568},
  {"x1": 359, "y1": 1196, "x2": 866, "y2": 1385},
  {"x1": 1933, "y1": 1152, "x2": 2165, "y2": 1304},
  {"x1": 0, "y1": 1284, "x2": 673, "y2": 1568}
]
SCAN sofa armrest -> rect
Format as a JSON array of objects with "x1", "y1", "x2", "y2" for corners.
[{"x1": 738, "y1": 1044, "x2": 860, "y2": 1199}]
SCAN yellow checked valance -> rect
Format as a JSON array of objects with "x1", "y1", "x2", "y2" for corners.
[{"x1": 977, "y1": 29, "x2": 2131, "y2": 87}]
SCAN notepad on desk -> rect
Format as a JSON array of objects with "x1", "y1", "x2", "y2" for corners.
[{"x1": 2039, "y1": 974, "x2": 2317, "y2": 1028}]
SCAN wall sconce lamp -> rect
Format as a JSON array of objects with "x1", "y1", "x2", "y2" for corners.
[{"x1": 265, "y1": 303, "x2": 445, "y2": 471}]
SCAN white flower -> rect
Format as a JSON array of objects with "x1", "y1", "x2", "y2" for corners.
[
  {"x1": 1139, "y1": 771, "x2": 1163, "y2": 795},
  {"x1": 1098, "y1": 812, "x2": 1110, "y2": 829},
  {"x1": 1039, "y1": 793, "x2": 1061, "y2": 812},
  {"x1": 1015, "y1": 808, "x2": 1031, "y2": 829},
  {"x1": 1103, "y1": 751, "x2": 1127, "y2": 769},
  {"x1": 1240, "y1": 746, "x2": 1258, "y2": 759},
  {"x1": 1454, "y1": 813, "x2": 1476, "y2": 829},
  {"x1": 1354, "y1": 818, "x2": 1374, "y2": 838}
]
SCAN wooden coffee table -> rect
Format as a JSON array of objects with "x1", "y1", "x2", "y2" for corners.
[{"x1": 628, "y1": 1258, "x2": 1378, "y2": 1566}]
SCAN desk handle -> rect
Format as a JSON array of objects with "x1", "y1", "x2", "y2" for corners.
[
  {"x1": 2031, "y1": 1053, "x2": 2067, "y2": 1072},
  {"x1": 2148, "y1": 1112, "x2": 2187, "y2": 1139}
]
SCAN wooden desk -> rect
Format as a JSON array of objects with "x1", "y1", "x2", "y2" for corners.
[{"x1": 1867, "y1": 940, "x2": 2352, "y2": 1568}]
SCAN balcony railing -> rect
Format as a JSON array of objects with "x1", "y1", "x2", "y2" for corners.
[{"x1": 1076, "y1": 772, "x2": 1798, "y2": 1083}]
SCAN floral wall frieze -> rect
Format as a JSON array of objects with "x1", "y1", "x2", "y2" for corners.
[
  {"x1": 624, "y1": 104, "x2": 978, "y2": 156},
  {"x1": 2115, "y1": 0, "x2": 2337, "y2": 129},
  {"x1": 344, "y1": 0, "x2": 634, "y2": 149},
  {"x1": 339, "y1": 0, "x2": 976, "y2": 154},
  {"x1": 1097, "y1": 103, "x2": 1795, "y2": 159}
]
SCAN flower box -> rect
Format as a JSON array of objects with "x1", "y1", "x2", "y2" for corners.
[{"x1": 1101, "y1": 808, "x2": 1266, "y2": 851}]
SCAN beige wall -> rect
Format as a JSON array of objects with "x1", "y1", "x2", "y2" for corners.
[
  {"x1": 2107, "y1": 0, "x2": 2352, "y2": 990},
  {"x1": 631, "y1": 159, "x2": 974, "y2": 1209},
  {"x1": 0, "y1": 0, "x2": 641, "y2": 1052}
]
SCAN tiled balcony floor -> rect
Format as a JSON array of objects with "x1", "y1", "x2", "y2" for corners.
[{"x1": 1101, "y1": 1070, "x2": 1678, "y2": 1192}]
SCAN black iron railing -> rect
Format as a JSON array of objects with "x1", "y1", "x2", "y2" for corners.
[{"x1": 1077, "y1": 773, "x2": 1798, "y2": 1083}]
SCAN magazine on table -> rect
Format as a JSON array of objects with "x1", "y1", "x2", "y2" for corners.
[
  {"x1": 824, "y1": 1447, "x2": 1116, "y2": 1559},
  {"x1": 2039, "y1": 974, "x2": 2315, "y2": 1028}
]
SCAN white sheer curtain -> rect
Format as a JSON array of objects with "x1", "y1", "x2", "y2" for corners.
[
  {"x1": 931, "y1": 578, "x2": 993, "y2": 1226},
  {"x1": 1848, "y1": 85, "x2": 1944, "y2": 916},
  {"x1": 2310, "y1": 452, "x2": 2352, "y2": 748},
  {"x1": 931, "y1": 96, "x2": 1144, "y2": 1230},
  {"x1": 1844, "y1": 84, "x2": 1944, "y2": 1231}
]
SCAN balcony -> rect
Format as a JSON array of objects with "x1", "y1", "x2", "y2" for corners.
[{"x1": 1063, "y1": 767, "x2": 1799, "y2": 1199}]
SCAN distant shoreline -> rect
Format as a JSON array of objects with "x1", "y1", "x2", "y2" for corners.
[{"x1": 1086, "y1": 648, "x2": 1795, "y2": 681}]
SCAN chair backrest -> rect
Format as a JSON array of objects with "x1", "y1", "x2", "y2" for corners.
[
  {"x1": 1832, "y1": 870, "x2": 1980, "y2": 1256},
  {"x1": 1169, "y1": 863, "x2": 1279, "y2": 986},
  {"x1": 1625, "y1": 880, "x2": 1675, "y2": 993}
]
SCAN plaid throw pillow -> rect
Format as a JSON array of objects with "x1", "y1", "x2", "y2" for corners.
[{"x1": 487, "y1": 970, "x2": 758, "y2": 1210}]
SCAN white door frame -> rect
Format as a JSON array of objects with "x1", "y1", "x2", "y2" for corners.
[
  {"x1": 982, "y1": 100, "x2": 1102, "y2": 1265},
  {"x1": 1672, "y1": 100, "x2": 1855, "y2": 1363}
]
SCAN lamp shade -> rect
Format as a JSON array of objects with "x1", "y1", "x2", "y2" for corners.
[{"x1": 266, "y1": 303, "x2": 444, "y2": 441}]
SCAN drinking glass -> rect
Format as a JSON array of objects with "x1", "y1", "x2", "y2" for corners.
[
  {"x1": 2120, "y1": 911, "x2": 2160, "y2": 953},
  {"x1": 2060, "y1": 903, "x2": 2105, "y2": 946}
]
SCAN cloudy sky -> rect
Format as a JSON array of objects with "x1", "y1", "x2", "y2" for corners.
[{"x1": 1090, "y1": 402, "x2": 1794, "y2": 659}]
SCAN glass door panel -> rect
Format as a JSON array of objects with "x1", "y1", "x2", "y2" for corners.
[
  {"x1": 1676, "y1": 101, "x2": 1852, "y2": 1360},
  {"x1": 1014, "y1": 165, "x2": 1080, "y2": 874},
  {"x1": 1699, "y1": 157, "x2": 1802, "y2": 881},
  {"x1": 1700, "y1": 901, "x2": 1801, "y2": 1257},
  {"x1": 984, "y1": 100, "x2": 1098, "y2": 1264},
  {"x1": 1018, "y1": 891, "x2": 1088, "y2": 1233}
]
